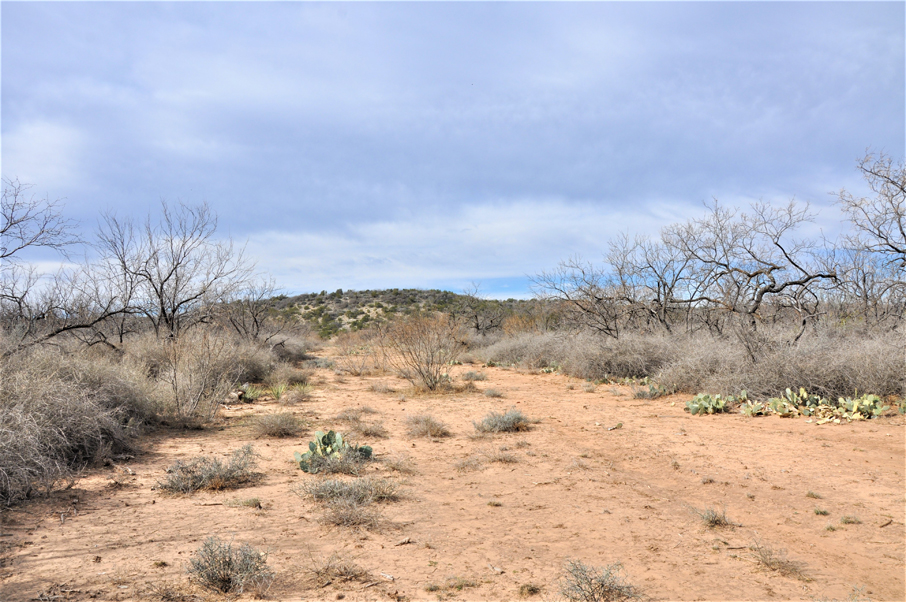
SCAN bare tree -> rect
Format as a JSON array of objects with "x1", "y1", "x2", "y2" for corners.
[
  {"x1": 837, "y1": 153, "x2": 906, "y2": 269},
  {"x1": 1, "y1": 178, "x2": 79, "y2": 263},
  {"x1": 531, "y1": 257, "x2": 628, "y2": 339},
  {"x1": 96, "y1": 201, "x2": 253, "y2": 340},
  {"x1": 450, "y1": 283, "x2": 508, "y2": 335},
  {"x1": 662, "y1": 200, "x2": 836, "y2": 358}
]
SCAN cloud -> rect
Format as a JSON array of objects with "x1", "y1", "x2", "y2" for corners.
[{"x1": 2, "y1": 121, "x2": 86, "y2": 191}]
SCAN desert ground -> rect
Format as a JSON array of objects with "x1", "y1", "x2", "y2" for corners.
[{"x1": 2, "y1": 350, "x2": 903, "y2": 602}]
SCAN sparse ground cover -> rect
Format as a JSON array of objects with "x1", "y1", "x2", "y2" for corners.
[{"x1": 1, "y1": 348, "x2": 903, "y2": 601}]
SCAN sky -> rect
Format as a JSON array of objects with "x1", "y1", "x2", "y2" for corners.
[{"x1": 2, "y1": 1, "x2": 904, "y2": 299}]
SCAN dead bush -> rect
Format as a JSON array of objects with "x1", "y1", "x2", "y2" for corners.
[
  {"x1": 335, "y1": 330, "x2": 381, "y2": 376},
  {"x1": 266, "y1": 362, "x2": 312, "y2": 387},
  {"x1": 308, "y1": 552, "x2": 370, "y2": 585},
  {"x1": 187, "y1": 536, "x2": 274, "y2": 594},
  {"x1": 474, "y1": 409, "x2": 532, "y2": 433},
  {"x1": 559, "y1": 559, "x2": 640, "y2": 602},
  {"x1": 251, "y1": 412, "x2": 304, "y2": 438},
  {"x1": 406, "y1": 415, "x2": 452, "y2": 438},
  {"x1": 158, "y1": 445, "x2": 260, "y2": 493},
  {"x1": 0, "y1": 346, "x2": 152, "y2": 505},
  {"x1": 378, "y1": 314, "x2": 463, "y2": 390}
]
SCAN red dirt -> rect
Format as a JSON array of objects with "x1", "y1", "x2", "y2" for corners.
[{"x1": 2, "y1": 358, "x2": 903, "y2": 601}]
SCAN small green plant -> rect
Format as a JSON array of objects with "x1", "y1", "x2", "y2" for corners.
[
  {"x1": 474, "y1": 408, "x2": 532, "y2": 433},
  {"x1": 825, "y1": 523, "x2": 837, "y2": 531},
  {"x1": 268, "y1": 383, "x2": 287, "y2": 400},
  {"x1": 251, "y1": 412, "x2": 304, "y2": 438},
  {"x1": 686, "y1": 392, "x2": 746, "y2": 415},
  {"x1": 633, "y1": 383, "x2": 675, "y2": 399},
  {"x1": 740, "y1": 400, "x2": 770, "y2": 416},
  {"x1": 559, "y1": 559, "x2": 640, "y2": 601},
  {"x1": 806, "y1": 490, "x2": 822, "y2": 499},
  {"x1": 241, "y1": 385, "x2": 265, "y2": 403},
  {"x1": 187, "y1": 536, "x2": 274, "y2": 594},
  {"x1": 462, "y1": 371, "x2": 487, "y2": 382},
  {"x1": 407, "y1": 415, "x2": 452, "y2": 438},
  {"x1": 159, "y1": 445, "x2": 260, "y2": 493},
  {"x1": 814, "y1": 508, "x2": 829, "y2": 515},
  {"x1": 293, "y1": 431, "x2": 372, "y2": 474}
]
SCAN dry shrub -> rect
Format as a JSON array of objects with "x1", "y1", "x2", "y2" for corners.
[
  {"x1": 559, "y1": 559, "x2": 640, "y2": 602},
  {"x1": 158, "y1": 445, "x2": 260, "y2": 493},
  {"x1": 271, "y1": 332, "x2": 317, "y2": 363},
  {"x1": 266, "y1": 362, "x2": 312, "y2": 387},
  {"x1": 378, "y1": 314, "x2": 463, "y2": 390},
  {"x1": 693, "y1": 506, "x2": 736, "y2": 529},
  {"x1": 251, "y1": 412, "x2": 304, "y2": 438},
  {"x1": 335, "y1": 330, "x2": 381, "y2": 376},
  {"x1": 656, "y1": 330, "x2": 905, "y2": 399},
  {"x1": 295, "y1": 476, "x2": 398, "y2": 530},
  {"x1": 474, "y1": 409, "x2": 532, "y2": 433},
  {"x1": 0, "y1": 346, "x2": 153, "y2": 505},
  {"x1": 406, "y1": 415, "x2": 451, "y2": 438},
  {"x1": 750, "y1": 539, "x2": 808, "y2": 580},
  {"x1": 308, "y1": 552, "x2": 370, "y2": 585},
  {"x1": 187, "y1": 536, "x2": 274, "y2": 594}
]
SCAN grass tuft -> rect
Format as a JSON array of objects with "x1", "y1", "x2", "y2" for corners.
[{"x1": 693, "y1": 506, "x2": 736, "y2": 529}]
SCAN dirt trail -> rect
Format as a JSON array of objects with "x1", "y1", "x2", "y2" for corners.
[{"x1": 2, "y1": 358, "x2": 903, "y2": 601}]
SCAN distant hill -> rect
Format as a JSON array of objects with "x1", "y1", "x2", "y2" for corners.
[{"x1": 268, "y1": 288, "x2": 535, "y2": 338}]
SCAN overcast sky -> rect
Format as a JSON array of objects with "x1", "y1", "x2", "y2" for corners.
[{"x1": 2, "y1": 2, "x2": 903, "y2": 298}]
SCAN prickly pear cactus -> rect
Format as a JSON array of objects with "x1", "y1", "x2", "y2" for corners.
[{"x1": 294, "y1": 430, "x2": 374, "y2": 473}]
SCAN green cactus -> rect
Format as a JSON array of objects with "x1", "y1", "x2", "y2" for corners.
[{"x1": 293, "y1": 430, "x2": 373, "y2": 473}]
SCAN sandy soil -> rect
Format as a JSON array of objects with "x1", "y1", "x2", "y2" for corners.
[{"x1": 2, "y1": 356, "x2": 903, "y2": 602}]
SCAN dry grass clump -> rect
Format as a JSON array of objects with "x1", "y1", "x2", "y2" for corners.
[
  {"x1": 559, "y1": 559, "x2": 640, "y2": 602},
  {"x1": 750, "y1": 539, "x2": 808, "y2": 580},
  {"x1": 266, "y1": 362, "x2": 312, "y2": 387},
  {"x1": 308, "y1": 552, "x2": 370, "y2": 585},
  {"x1": 462, "y1": 371, "x2": 487, "y2": 382},
  {"x1": 297, "y1": 477, "x2": 400, "y2": 504},
  {"x1": 484, "y1": 388, "x2": 504, "y2": 398},
  {"x1": 187, "y1": 536, "x2": 274, "y2": 594},
  {"x1": 474, "y1": 408, "x2": 532, "y2": 433},
  {"x1": 840, "y1": 515, "x2": 862, "y2": 524},
  {"x1": 336, "y1": 407, "x2": 387, "y2": 438},
  {"x1": 425, "y1": 576, "x2": 480, "y2": 592},
  {"x1": 295, "y1": 476, "x2": 398, "y2": 530},
  {"x1": 406, "y1": 415, "x2": 452, "y2": 438},
  {"x1": 369, "y1": 382, "x2": 396, "y2": 394},
  {"x1": 251, "y1": 412, "x2": 304, "y2": 438},
  {"x1": 518, "y1": 583, "x2": 542, "y2": 597},
  {"x1": 693, "y1": 506, "x2": 736, "y2": 529},
  {"x1": 271, "y1": 333, "x2": 317, "y2": 363},
  {"x1": 158, "y1": 445, "x2": 260, "y2": 493}
]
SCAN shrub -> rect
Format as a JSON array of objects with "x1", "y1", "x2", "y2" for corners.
[
  {"x1": 0, "y1": 346, "x2": 152, "y2": 505},
  {"x1": 251, "y1": 412, "x2": 304, "y2": 438},
  {"x1": 559, "y1": 559, "x2": 640, "y2": 602},
  {"x1": 406, "y1": 415, "x2": 452, "y2": 438},
  {"x1": 750, "y1": 539, "x2": 807, "y2": 580},
  {"x1": 378, "y1": 314, "x2": 463, "y2": 390},
  {"x1": 474, "y1": 409, "x2": 532, "y2": 433},
  {"x1": 266, "y1": 362, "x2": 312, "y2": 387},
  {"x1": 296, "y1": 476, "x2": 400, "y2": 504},
  {"x1": 159, "y1": 445, "x2": 260, "y2": 493},
  {"x1": 462, "y1": 371, "x2": 487, "y2": 382},
  {"x1": 483, "y1": 388, "x2": 504, "y2": 398},
  {"x1": 308, "y1": 552, "x2": 370, "y2": 585},
  {"x1": 187, "y1": 536, "x2": 274, "y2": 594}
]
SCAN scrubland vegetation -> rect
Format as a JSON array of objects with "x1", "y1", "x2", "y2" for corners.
[{"x1": 1, "y1": 154, "x2": 904, "y2": 599}]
